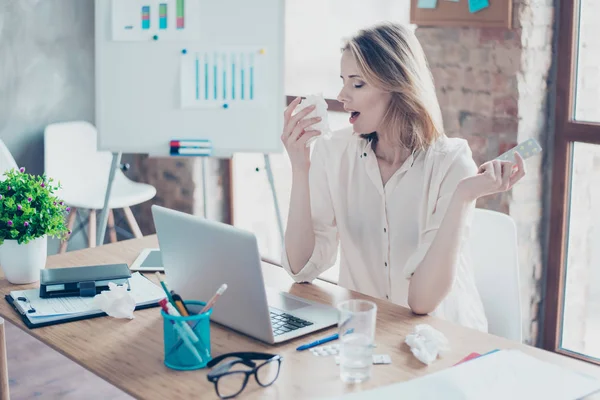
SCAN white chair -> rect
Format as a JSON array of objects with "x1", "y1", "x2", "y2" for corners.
[
  {"x1": 468, "y1": 208, "x2": 522, "y2": 342},
  {"x1": 0, "y1": 139, "x2": 18, "y2": 179},
  {"x1": 44, "y1": 121, "x2": 157, "y2": 252}
]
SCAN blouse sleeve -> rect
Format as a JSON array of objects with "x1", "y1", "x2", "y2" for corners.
[
  {"x1": 402, "y1": 143, "x2": 478, "y2": 278},
  {"x1": 281, "y1": 140, "x2": 340, "y2": 282}
]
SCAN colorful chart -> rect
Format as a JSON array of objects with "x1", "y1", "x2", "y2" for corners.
[{"x1": 112, "y1": 0, "x2": 198, "y2": 42}]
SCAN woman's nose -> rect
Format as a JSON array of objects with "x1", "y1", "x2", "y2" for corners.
[{"x1": 337, "y1": 88, "x2": 349, "y2": 104}]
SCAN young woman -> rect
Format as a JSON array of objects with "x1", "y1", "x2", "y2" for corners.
[{"x1": 280, "y1": 23, "x2": 525, "y2": 332}]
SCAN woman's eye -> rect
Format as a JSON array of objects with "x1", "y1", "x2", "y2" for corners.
[{"x1": 354, "y1": 84, "x2": 364, "y2": 89}]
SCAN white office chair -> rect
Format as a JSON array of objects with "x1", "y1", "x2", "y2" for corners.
[
  {"x1": 0, "y1": 139, "x2": 18, "y2": 179},
  {"x1": 44, "y1": 121, "x2": 157, "y2": 252},
  {"x1": 468, "y1": 208, "x2": 522, "y2": 342}
]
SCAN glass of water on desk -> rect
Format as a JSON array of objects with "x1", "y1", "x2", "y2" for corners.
[{"x1": 337, "y1": 299, "x2": 377, "y2": 383}]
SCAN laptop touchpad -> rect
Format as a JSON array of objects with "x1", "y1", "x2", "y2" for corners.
[{"x1": 267, "y1": 291, "x2": 310, "y2": 311}]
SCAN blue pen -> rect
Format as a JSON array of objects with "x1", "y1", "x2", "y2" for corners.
[{"x1": 296, "y1": 329, "x2": 357, "y2": 351}]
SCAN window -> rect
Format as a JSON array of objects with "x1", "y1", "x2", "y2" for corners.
[
  {"x1": 232, "y1": 1, "x2": 411, "y2": 282},
  {"x1": 544, "y1": 0, "x2": 600, "y2": 364}
]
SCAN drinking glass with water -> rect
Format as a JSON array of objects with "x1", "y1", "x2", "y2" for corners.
[{"x1": 336, "y1": 299, "x2": 377, "y2": 383}]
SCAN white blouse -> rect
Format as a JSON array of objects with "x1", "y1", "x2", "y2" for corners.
[{"x1": 281, "y1": 127, "x2": 488, "y2": 333}]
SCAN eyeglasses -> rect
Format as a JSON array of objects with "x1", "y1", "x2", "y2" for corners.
[{"x1": 206, "y1": 352, "x2": 283, "y2": 399}]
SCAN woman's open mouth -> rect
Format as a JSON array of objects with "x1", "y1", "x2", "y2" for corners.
[{"x1": 349, "y1": 111, "x2": 360, "y2": 124}]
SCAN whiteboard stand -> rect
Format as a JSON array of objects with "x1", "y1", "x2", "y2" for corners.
[
  {"x1": 96, "y1": 153, "x2": 284, "y2": 247},
  {"x1": 264, "y1": 154, "x2": 284, "y2": 244},
  {"x1": 201, "y1": 158, "x2": 208, "y2": 218},
  {"x1": 97, "y1": 152, "x2": 122, "y2": 246}
]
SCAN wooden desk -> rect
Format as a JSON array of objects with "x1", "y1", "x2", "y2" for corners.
[{"x1": 1, "y1": 236, "x2": 599, "y2": 399}]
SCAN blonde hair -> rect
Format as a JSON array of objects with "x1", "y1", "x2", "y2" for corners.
[{"x1": 343, "y1": 23, "x2": 444, "y2": 151}]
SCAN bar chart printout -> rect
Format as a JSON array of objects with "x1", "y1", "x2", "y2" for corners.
[
  {"x1": 159, "y1": 3, "x2": 167, "y2": 29},
  {"x1": 181, "y1": 49, "x2": 264, "y2": 108},
  {"x1": 177, "y1": 0, "x2": 185, "y2": 28},
  {"x1": 112, "y1": 0, "x2": 197, "y2": 41}
]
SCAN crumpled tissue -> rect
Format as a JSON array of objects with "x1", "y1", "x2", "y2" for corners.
[
  {"x1": 405, "y1": 324, "x2": 450, "y2": 365},
  {"x1": 93, "y1": 281, "x2": 136, "y2": 319},
  {"x1": 293, "y1": 93, "x2": 333, "y2": 147}
]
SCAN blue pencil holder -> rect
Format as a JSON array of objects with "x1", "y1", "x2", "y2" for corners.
[{"x1": 162, "y1": 300, "x2": 212, "y2": 371}]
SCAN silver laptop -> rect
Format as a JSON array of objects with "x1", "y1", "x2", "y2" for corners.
[{"x1": 151, "y1": 205, "x2": 339, "y2": 344}]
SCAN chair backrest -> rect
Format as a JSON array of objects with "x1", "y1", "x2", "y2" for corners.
[
  {"x1": 44, "y1": 121, "x2": 126, "y2": 193},
  {"x1": 468, "y1": 208, "x2": 522, "y2": 342},
  {"x1": 0, "y1": 139, "x2": 18, "y2": 180}
]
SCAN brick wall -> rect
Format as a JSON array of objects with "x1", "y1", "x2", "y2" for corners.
[
  {"x1": 126, "y1": 156, "x2": 231, "y2": 234},
  {"x1": 416, "y1": 0, "x2": 555, "y2": 344}
]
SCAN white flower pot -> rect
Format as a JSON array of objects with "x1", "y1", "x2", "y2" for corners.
[{"x1": 0, "y1": 236, "x2": 47, "y2": 284}]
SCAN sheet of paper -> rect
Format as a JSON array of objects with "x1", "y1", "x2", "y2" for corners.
[
  {"x1": 180, "y1": 47, "x2": 265, "y2": 109},
  {"x1": 417, "y1": 0, "x2": 438, "y2": 9},
  {"x1": 327, "y1": 350, "x2": 600, "y2": 400},
  {"x1": 468, "y1": 0, "x2": 489, "y2": 13},
  {"x1": 111, "y1": 0, "x2": 201, "y2": 42},
  {"x1": 11, "y1": 272, "x2": 165, "y2": 318}
]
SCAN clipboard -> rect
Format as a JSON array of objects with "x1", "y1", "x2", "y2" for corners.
[
  {"x1": 4, "y1": 295, "x2": 159, "y2": 329},
  {"x1": 4, "y1": 272, "x2": 165, "y2": 329}
]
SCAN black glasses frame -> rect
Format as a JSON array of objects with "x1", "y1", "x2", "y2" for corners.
[{"x1": 206, "y1": 352, "x2": 283, "y2": 399}]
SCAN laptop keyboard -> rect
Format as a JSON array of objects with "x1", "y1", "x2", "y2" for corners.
[{"x1": 270, "y1": 309, "x2": 314, "y2": 336}]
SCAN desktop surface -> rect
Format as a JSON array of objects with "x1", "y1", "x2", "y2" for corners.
[{"x1": 0, "y1": 236, "x2": 599, "y2": 399}]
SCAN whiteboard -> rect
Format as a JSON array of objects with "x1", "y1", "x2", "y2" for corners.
[{"x1": 94, "y1": 0, "x2": 284, "y2": 157}]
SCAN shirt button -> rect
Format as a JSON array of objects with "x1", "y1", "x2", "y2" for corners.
[
  {"x1": 384, "y1": 228, "x2": 387, "y2": 233},
  {"x1": 385, "y1": 262, "x2": 388, "y2": 267},
  {"x1": 386, "y1": 295, "x2": 389, "y2": 299}
]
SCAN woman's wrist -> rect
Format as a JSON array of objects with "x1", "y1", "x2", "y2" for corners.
[
  {"x1": 291, "y1": 165, "x2": 310, "y2": 180},
  {"x1": 454, "y1": 180, "x2": 478, "y2": 204}
]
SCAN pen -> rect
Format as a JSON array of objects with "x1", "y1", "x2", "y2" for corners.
[
  {"x1": 296, "y1": 332, "x2": 340, "y2": 351},
  {"x1": 296, "y1": 328, "x2": 355, "y2": 351},
  {"x1": 168, "y1": 284, "x2": 227, "y2": 356},
  {"x1": 200, "y1": 283, "x2": 228, "y2": 314},
  {"x1": 161, "y1": 299, "x2": 200, "y2": 343},
  {"x1": 171, "y1": 293, "x2": 190, "y2": 317},
  {"x1": 155, "y1": 272, "x2": 175, "y2": 306}
]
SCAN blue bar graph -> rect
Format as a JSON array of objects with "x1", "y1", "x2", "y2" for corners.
[
  {"x1": 241, "y1": 54, "x2": 245, "y2": 100},
  {"x1": 204, "y1": 54, "x2": 208, "y2": 100},
  {"x1": 232, "y1": 56, "x2": 235, "y2": 100},
  {"x1": 187, "y1": 50, "x2": 260, "y2": 107},
  {"x1": 223, "y1": 54, "x2": 227, "y2": 100},
  {"x1": 213, "y1": 55, "x2": 217, "y2": 100},
  {"x1": 195, "y1": 57, "x2": 199, "y2": 100},
  {"x1": 249, "y1": 54, "x2": 254, "y2": 100}
]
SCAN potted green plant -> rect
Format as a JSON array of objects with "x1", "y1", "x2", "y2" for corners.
[{"x1": 0, "y1": 167, "x2": 71, "y2": 284}]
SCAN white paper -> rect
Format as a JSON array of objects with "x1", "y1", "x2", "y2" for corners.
[
  {"x1": 11, "y1": 272, "x2": 165, "y2": 320},
  {"x1": 326, "y1": 350, "x2": 600, "y2": 400},
  {"x1": 111, "y1": 0, "x2": 201, "y2": 42}
]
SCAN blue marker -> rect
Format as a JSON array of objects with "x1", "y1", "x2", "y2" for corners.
[{"x1": 296, "y1": 329, "x2": 354, "y2": 351}]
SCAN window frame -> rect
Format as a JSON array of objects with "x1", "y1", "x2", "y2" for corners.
[{"x1": 543, "y1": 0, "x2": 600, "y2": 364}]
